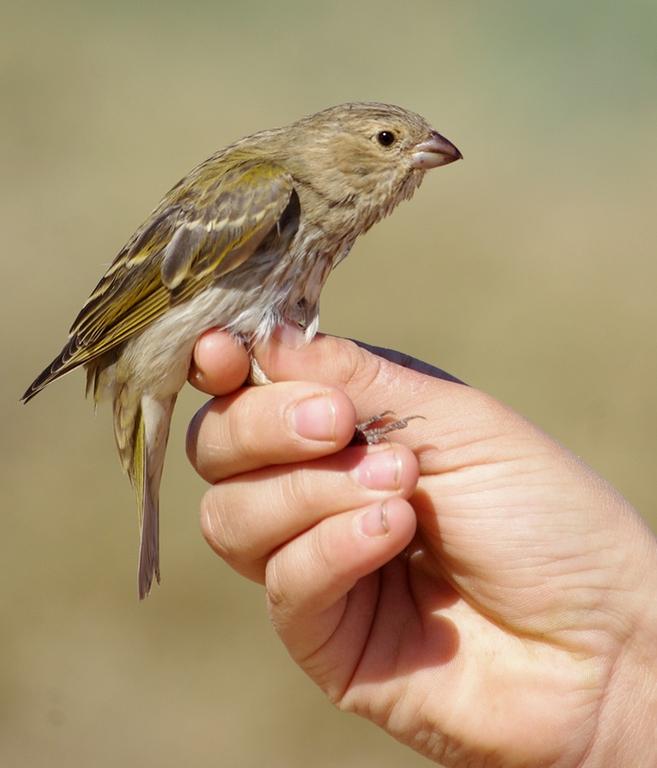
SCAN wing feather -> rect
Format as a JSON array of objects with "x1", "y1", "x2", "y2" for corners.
[{"x1": 21, "y1": 160, "x2": 295, "y2": 401}]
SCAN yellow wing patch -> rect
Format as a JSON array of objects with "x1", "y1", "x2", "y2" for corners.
[{"x1": 22, "y1": 159, "x2": 295, "y2": 400}]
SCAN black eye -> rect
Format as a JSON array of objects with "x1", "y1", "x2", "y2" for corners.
[{"x1": 376, "y1": 130, "x2": 396, "y2": 147}]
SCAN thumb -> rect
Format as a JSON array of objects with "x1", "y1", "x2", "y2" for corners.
[
  {"x1": 254, "y1": 326, "x2": 469, "y2": 434},
  {"x1": 189, "y1": 328, "x2": 251, "y2": 395}
]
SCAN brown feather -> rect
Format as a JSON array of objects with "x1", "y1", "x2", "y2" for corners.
[{"x1": 22, "y1": 102, "x2": 461, "y2": 598}]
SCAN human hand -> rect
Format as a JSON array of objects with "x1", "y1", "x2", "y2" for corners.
[{"x1": 186, "y1": 328, "x2": 657, "y2": 767}]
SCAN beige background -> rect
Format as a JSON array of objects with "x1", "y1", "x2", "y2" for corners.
[{"x1": 2, "y1": 1, "x2": 656, "y2": 765}]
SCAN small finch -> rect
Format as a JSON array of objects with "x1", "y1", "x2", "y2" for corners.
[{"x1": 23, "y1": 102, "x2": 461, "y2": 598}]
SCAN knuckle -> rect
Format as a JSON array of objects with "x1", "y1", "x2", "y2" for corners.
[
  {"x1": 265, "y1": 540, "x2": 315, "y2": 626},
  {"x1": 226, "y1": 396, "x2": 253, "y2": 457},
  {"x1": 226, "y1": 391, "x2": 271, "y2": 460},
  {"x1": 280, "y1": 468, "x2": 312, "y2": 516},
  {"x1": 309, "y1": 522, "x2": 338, "y2": 578},
  {"x1": 199, "y1": 489, "x2": 242, "y2": 563},
  {"x1": 264, "y1": 556, "x2": 288, "y2": 613},
  {"x1": 343, "y1": 342, "x2": 383, "y2": 399}
]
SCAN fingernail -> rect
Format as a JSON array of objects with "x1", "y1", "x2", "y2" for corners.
[
  {"x1": 358, "y1": 502, "x2": 390, "y2": 538},
  {"x1": 291, "y1": 395, "x2": 336, "y2": 441},
  {"x1": 356, "y1": 448, "x2": 402, "y2": 490},
  {"x1": 273, "y1": 322, "x2": 305, "y2": 349}
]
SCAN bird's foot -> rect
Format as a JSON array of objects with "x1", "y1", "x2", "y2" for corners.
[{"x1": 351, "y1": 411, "x2": 425, "y2": 446}]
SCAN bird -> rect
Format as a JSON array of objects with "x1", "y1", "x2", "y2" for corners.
[{"x1": 22, "y1": 102, "x2": 462, "y2": 598}]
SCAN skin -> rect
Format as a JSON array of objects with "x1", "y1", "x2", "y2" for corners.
[{"x1": 186, "y1": 327, "x2": 657, "y2": 767}]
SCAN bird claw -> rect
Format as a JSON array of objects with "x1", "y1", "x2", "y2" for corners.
[{"x1": 351, "y1": 411, "x2": 425, "y2": 446}]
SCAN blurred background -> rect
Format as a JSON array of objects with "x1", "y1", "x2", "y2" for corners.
[{"x1": 2, "y1": 0, "x2": 656, "y2": 765}]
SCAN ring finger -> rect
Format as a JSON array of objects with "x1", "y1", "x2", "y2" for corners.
[{"x1": 200, "y1": 442, "x2": 420, "y2": 583}]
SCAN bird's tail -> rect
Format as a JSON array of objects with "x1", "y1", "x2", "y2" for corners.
[{"x1": 115, "y1": 388, "x2": 176, "y2": 599}]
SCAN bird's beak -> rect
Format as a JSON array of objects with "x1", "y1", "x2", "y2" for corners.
[{"x1": 411, "y1": 131, "x2": 462, "y2": 169}]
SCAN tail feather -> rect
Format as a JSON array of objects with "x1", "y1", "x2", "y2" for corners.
[
  {"x1": 138, "y1": 476, "x2": 161, "y2": 600},
  {"x1": 125, "y1": 393, "x2": 176, "y2": 599},
  {"x1": 25, "y1": 336, "x2": 177, "y2": 600}
]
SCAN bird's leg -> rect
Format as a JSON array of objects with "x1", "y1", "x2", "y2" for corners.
[
  {"x1": 248, "y1": 352, "x2": 423, "y2": 446},
  {"x1": 248, "y1": 355, "x2": 272, "y2": 386},
  {"x1": 351, "y1": 412, "x2": 425, "y2": 446}
]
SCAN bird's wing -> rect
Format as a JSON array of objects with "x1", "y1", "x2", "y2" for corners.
[{"x1": 22, "y1": 160, "x2": 295, "y2": 401}]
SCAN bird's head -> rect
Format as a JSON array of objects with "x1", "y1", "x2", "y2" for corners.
[{"x1": 282, "y1": 102, "x2": 462, "y2": 231}]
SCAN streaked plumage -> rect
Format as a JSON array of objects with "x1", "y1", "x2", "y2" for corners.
[{"x1": 22, "y1": 102, "x2": 461, "y2": 598}]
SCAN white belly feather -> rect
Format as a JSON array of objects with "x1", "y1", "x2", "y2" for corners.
[{"x1": 114, "y1": 284, "x2": 276, "y2": 398}]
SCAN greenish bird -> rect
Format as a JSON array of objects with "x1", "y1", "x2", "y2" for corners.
[{"x1": 22, "y1": 102, "x2": 461, "y2": 598}]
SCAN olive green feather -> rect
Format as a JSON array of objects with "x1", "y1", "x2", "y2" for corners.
[{"x1": 21, "y1": 161, "x2": 293, "y2": 401}]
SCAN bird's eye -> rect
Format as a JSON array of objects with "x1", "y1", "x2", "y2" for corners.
[{"x1": 376, "y1": 130, "x2": 396, "y2": 147}]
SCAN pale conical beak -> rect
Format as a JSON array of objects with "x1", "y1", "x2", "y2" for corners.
[{"x1": 411, "y1": 130, "x2": 462, "y2": 169}]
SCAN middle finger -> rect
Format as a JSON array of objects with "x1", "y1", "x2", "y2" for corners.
[{"x1": 200, "y1": 442, "x2": 420, "y2": 583}]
